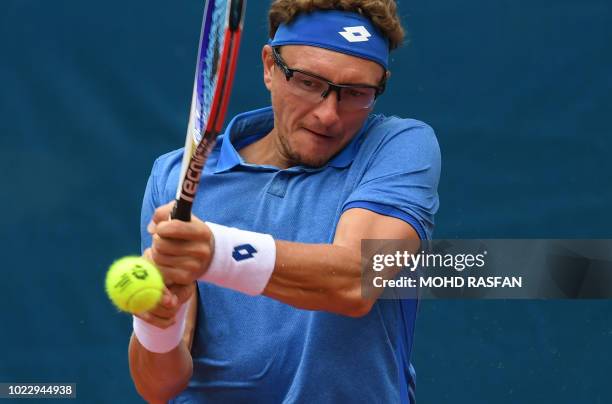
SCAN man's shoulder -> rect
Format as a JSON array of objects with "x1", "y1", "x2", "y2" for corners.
[
  {"x1": 150, "y1": 148, "x2": 184, "y2": 179},
  {"x1": 367, "y1": 114, "x2": 435, "y2": 139},
  {"x1": 361, "y1": 114, "x2": 439, "y2": 155},
  {"x1": 148, "y1": 139, "x2": 224, "y2": 190},
  {"x1": 370, "y1": 114, "x2": 431, "y2": 129}
]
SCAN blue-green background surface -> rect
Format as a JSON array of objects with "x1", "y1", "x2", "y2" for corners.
[{"x1": 1, "y1": 1, "x2": 611, "y2": 403}]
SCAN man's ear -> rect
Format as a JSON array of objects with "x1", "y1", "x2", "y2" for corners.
[{"x1": 262, "y1": 45, "x2": 274, "y2": 91}]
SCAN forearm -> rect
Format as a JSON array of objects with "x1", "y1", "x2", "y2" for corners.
[
  {"x1": 263, "y1": 241, "x2": 370, "y2": 317},
  {"x1": 128, "y1": 335, "x2": 193, "y2": 404},
  {"x1": 147, "y1": 205, "x2": 418, "y2": 317}
]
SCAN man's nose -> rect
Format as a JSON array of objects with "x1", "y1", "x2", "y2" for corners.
[{"x1": 313, "y1": 89, "x2": 341, "y2": 127}]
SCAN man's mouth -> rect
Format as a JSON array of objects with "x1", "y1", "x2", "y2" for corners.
[{"x1": 303, "y1": 128, "x2": 332, "y2": 138}]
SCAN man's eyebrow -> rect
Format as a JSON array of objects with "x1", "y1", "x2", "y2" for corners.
[
  {"x1": 276, "y1": 48, "x2": 383, "y2": 87},
  {"x1": 285, "y1": 61, "x2": 381, "y2": 87}
]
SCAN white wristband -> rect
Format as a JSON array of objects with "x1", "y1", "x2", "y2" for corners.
[
  {"x1": 132, "y1": 302, "x2": 188, "y2": 354},
  {"x1": 203, "y1": 222, "x2": 276, "y2": 296}
]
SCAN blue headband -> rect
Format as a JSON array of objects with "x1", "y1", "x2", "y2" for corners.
[{"x1": 270, "y1": 10, "x2": 390, "y2": 69}]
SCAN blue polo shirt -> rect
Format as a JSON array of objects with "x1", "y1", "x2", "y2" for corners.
[{"x1": 141, "y1": 107, "x2": 440, "y2": 403}]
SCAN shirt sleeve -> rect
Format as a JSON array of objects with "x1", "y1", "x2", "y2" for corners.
[{"x1": 342, "y1": 122, "x2": 441, "y2": 240}]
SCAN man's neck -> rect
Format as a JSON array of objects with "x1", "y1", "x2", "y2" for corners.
[{"x1": 239, "y1": 129, "x2": 289, "y2": 169}]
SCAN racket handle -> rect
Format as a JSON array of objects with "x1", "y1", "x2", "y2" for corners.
[{"x1": 171, "y1": 199, "x2": 192, "y2": 222}]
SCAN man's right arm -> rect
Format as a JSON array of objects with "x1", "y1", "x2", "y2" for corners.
[{"x1": 128, "y1": 283, "x2": 198, "y2": 403}]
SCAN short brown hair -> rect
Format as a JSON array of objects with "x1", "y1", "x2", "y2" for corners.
[{"x1": 268, "y1": 0, "x2": 404, "y2": 50}]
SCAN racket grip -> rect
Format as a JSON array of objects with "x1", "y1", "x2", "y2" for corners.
[{"x1": 171, "y1": 199, "x2": 192, "y2": 222}]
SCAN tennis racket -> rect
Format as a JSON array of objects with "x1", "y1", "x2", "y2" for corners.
[{"x1": 172, "y1": 0, "x2": 246, "y2": 221}]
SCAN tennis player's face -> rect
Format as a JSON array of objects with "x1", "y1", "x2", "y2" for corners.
[{"x1": 263, "y1": 45, "x2": 385, "y2": 168}]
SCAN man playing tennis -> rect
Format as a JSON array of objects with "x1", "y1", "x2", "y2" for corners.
[{"x1": 129, "y1": 1, "x2": 440, "y2": 403}]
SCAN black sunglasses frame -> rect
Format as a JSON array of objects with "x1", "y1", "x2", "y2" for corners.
[{"x1": 271, "y1": 47, "x2": 386, "y2": 106}]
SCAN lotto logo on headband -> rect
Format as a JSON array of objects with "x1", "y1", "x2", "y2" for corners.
[
  {"x1": 270, "y1": 10, "x2": 389, "y2": 68},
  {"x1": 338, "y1": 26, "x2": 371, "y2": 43}
]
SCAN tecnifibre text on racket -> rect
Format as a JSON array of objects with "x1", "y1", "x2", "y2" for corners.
[{"x1": 172, "y1": 0, "x2": 246, "y2": 221}]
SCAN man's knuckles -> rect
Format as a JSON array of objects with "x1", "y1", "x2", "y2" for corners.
[
  {"x1": 152, "y1": 202, "x2": 174, "y2": 224},
  {"x1": 156, "y1": 220, "x2": 212, "y2": 241},
  {"x1": 191, "y1": 243, "x2": 212, "y2": 262}
]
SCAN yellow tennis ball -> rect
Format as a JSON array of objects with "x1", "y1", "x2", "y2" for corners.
[{"x1": 105, "y1": 256, "x2": 164, "y2": 314}]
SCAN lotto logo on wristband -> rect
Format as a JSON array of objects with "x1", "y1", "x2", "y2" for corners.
[{"x1": 232, "y1": 244, "x2": 258, "y2": 261}]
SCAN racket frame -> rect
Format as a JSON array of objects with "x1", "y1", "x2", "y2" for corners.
[{"x1": 172, "y1": 0, "x2": 245, "y2": 221}]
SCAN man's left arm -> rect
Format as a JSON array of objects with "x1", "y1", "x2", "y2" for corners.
[
  {"x1": 148, "y1": 203, "x2": 417, "y2": 317},
  {"x1": 264, "y1": 207, "x2": 419, "y2": 316}
]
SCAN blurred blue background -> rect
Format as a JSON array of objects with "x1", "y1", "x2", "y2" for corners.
[{"x1": 1, "y1": 0, "x2": 611, "y2": 402}]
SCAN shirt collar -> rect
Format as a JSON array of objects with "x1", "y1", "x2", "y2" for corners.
[
  {"x1": 214, "y1": 106, "x2": 370, "y2": 173},
  {"x1": 214, "y1": 107, "x2": 273, "y2": 173}
]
